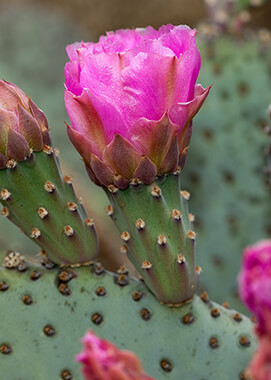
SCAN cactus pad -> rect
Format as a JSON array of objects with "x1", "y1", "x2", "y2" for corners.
[
  {"x1": 183, "y1": 35, "x2": 271, "y2": 313},
  {"x1": 0, "y1": 260, "x2": 256, "y2": 379},
  {"x1": 0, "y1": 150, "x2": 98, "y2": 265}
]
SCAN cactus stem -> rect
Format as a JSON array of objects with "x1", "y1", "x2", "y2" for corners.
[
  {"x1": 157, "y1": 235, "x2": 167, "y2": 246},
  {"x1": 38, "y1": 207, "x2": 49, "y2": 219},
  {"x1": 141, "y1": 260, "x2": 152, "y2": 269},
  {"x1": 171, "y1": 209, "x2": 182, "y2": 220},
  {"x1": 44, "y1": 181, "x2": 55, "y2": 193},
  {"x1": 43, "y1": 145, "x2": 53, "y2": 155},
  {"x1": 105, "y1": 174, "x2": 199, "y2": 304},
  {"x1": 135, "y1": 218, "x2": 145, "y2": 230},
  {"x1": 0, "y1": 189, "x2": 11, "y2": 200},
  {"x1": 67, "y1": 201, "x2": 78, "y2": 212},
  {"x1": 151, "y1": 185, "x2": 161, "y2": 197},
  {"x1": 105, "y1": 204, "x2": 114, "y2": 216},
  {"x1": 121, "y1": 231, "x2": 131, "y2": 242},
  {"x1": 31, "y1": 227, "x2": 41, "y2": 239},
  {"x1": 64, "y1": 225, "x2": 74, "y2": 237}
]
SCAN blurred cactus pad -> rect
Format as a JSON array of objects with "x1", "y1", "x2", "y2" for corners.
[
  {"x1": 0, "y1": 261, "x2": 256, "y2": 379},
  {"x1": 183, "y1": 34, "x2": 271, "y2": 313}
]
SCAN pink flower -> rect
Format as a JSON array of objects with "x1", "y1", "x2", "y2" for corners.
[
  {"x1": 239, "y1": 240, "x2": 271, "y2": 335},
  {"x1": 249, "y1": 336, "x2": 271, "y2": 380},
  {"x1": 0, "y1": 80, "x2": 50, "y2": 168},
  {"x1": 76, "y1": 331, "x2": 155, "y2": 380},
  {"x1": 239, "y1": 241, "x2": 271, "y2": 380},
  {"x1": 65, "y1": 25, "x2": 210, "y2": 188}
]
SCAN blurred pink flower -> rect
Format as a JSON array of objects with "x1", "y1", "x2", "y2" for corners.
[
  {"x1": 76, "y1": 331, "x2": 155, "y2": 380},
  {"x1": 239, "y1": 240, "x2": 271, "y2": 380},
  {"x1": 0, "y1": 80, "x2": 50, "y2": 168},
  {"x1": 65, "y1": 25, "x2": 210, "y2": 188},
  {"x1": 239, "y1": 240, "x2": 271, "y2": 335},
  {"x1": 249, "y1": 336, "x2": 271, "y2": 380}
]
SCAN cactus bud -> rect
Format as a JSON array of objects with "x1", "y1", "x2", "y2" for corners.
[
  {"x1": 0, "y1": 80, "x2": 49, "y2": 168},
  {"x1": 76, "y1": 331, "x2": 155, "y2": 380},
  {"x1": 65, "y1": 25, "x2": 210, "y2": 189}
]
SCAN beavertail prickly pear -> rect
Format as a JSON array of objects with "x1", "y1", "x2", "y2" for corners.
[{"x1": 0, "y1": 23, "x2": 263, "y2": 380}]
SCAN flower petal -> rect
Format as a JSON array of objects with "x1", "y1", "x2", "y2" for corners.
[
  {"x1": 66, "y1": 123, "x2": 92, "y2": 164},
  {"x1": 65, "y1": 90, "x2": 107, "y2": 158},
  {"x1": 169, "y1": 85, "x2": 211, "y2": 150}
]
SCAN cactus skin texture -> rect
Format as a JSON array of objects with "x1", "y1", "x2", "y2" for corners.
[
  {"x1": 0, "y1": 260, "x2": 256, "y2": 380},
  {"x1": 0, "y1": 149, "x2": 98, "y2": 266},
  {"x1": 105, "y1": 173, "x2": 198, "y2": 305},
  {"x1": 182, "y1": 35, "x2": 271, "y2": 313}
]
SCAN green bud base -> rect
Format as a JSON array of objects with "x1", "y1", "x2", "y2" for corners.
[
  {"x1": 105, "y1": 174, "x2": 199, "y2": 305},
  {"x1": 0, "y1": 261, "x2": 256, "y2": 380},
  {"x1": 0, "y1": 149, "x2": 98, "y2": 265}
]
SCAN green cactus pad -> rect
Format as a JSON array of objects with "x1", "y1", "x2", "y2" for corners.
[
  {"x1": 183, "y1": 35, "x2": 271, "y2": 313},
  {"x1": 105, "y1": 174, "x2": 199, "y2": 305},
  {"x1": 0, "y1": 261, "x2": 256, "y2": 380},
  {"x1": 0, "y1": 149, "x2": 98, "y2": 266}
]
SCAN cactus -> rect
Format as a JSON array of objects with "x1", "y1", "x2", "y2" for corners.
[
  {"x1": 182, "y1": 34, "x2": 271, "y2": 313},
  {"x1": 105, "y1": 173, "x2": 199, "y2": 305},
  {"x1": 0, "y1": 149, "x2": 98, "y2": 266},
  {"x1": 0, "y1": 21, "x2": 267, "y2": 379},
  {"x1": 0, "y1": 259, "x2": 256, "y2": 380}
]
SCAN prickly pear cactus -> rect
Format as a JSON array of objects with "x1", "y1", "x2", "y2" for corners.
[
  {"x1": 0, "y1": 260, "x2": 256, "y2": 380},
  {"x1": 183, "y1": 35, "x2": 271, "y2": 313}
]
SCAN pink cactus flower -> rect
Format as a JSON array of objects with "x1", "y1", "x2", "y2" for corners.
[
  {"x1": 76, "y1": 331, "x2": 155, "y2": 380},
  {"x1": 239, "y1": 240, "x2": 271, "y2": 380},
  {"x1": 65, "y1": 25, "x2": 210, "y2": 188},
  {"x1": 239, "y1": 240, "x2": 271, "y2": 335},
  {"x1": 0, "y1": 80, "x2": 50, "y2": 169},
  {"x1": 249, "y1": 336, "x2": 271, "y2": 380}
]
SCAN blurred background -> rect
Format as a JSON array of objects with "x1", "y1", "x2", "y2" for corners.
[{"x1": 0, "y1": 0, "x2": 270, "y2": 312}]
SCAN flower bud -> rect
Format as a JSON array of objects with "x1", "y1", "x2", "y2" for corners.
[
  {"x1": 239, "y1": 240, "x2": 271, "y2": 336},
  {"x1": 0, "y1": 80, "x2": 50, "y2": 168},
  {"x1": 65, "y1": 25, "x2": 210, "y2": 189},
  {"x1": 76, "y1": 331, "x2": 155, "y2": 380}
]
